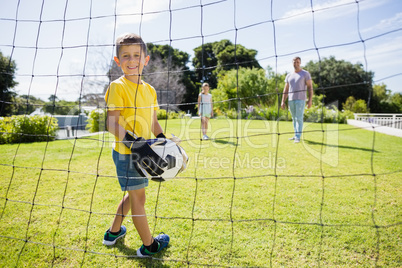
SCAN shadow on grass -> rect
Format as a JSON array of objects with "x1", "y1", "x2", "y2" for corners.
[
  {"x1": 212, "y1": 138, "x2": 237, "y2": 146},
  {"x1": 112, "y1": 238, "x2": 171, "y2": 267},
  {"x1": 304, "y1": 139, "x2": 380, "y2": 153}
]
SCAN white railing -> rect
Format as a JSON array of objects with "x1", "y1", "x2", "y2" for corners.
[{"x1": 354, "y1": 113, "x2": 402, "y2": 130}]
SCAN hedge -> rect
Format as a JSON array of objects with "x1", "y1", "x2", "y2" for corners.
[
  {"x1": 0, "y1": 115, "x2": 58, "y2": 144},
  {"x1": 86, "y1": 109, "x2": 107, "y2": 133}
]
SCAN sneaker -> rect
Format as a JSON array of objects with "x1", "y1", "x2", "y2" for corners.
[
  {"x1": 288, "y1": 137, "x2": 296, "y2": 140},
  {"x1": 103, "y1": 226, "x2": 127, "y2": 246},
  {"x1": 137, "y1": 233, "x2": 170, "y2": 256},
  {"x1": 202, "y1": 135, "x2": 209, "y2": 140},
  {"x1": 294, "y1": 138, "x2": 300, "y2": 143}
]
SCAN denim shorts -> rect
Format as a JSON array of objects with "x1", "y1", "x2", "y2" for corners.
[{"x1": 112, "y1": 150, "x2": 148, "y2": 191}]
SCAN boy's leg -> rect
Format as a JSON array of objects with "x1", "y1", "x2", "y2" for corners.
[
  {"x1": 128, "y1": 188, "x2": 170, "y2": 256},
  {"x1": 103, "y1": 193, "x2": 129, "y2": 245},
  {"x1": 104, "y1": 150, "x2": 149, "y2": 245},
  {"x1": 128, "y1": 188, "x2": 153, "y2": 246},
  {"x1": 110, "y1": 193, "x2": 130, "y2": 232}
]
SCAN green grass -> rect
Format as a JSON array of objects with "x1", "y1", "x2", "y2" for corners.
[{"x1": 0, "y1": 118, "x2": 401, "y2": 267}]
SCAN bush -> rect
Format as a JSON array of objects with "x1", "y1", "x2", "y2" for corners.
[
  {"x1": 225, "y1": 109, "x2": 246, "y2": 119},
  {"x1": 156, "y1": 110, "x2": 185, "y2": 120},
  {"x1": 254, "y1": 106, "x2": 289, "y2": 121},
  {"x1": 337, "y1": 109, "x2": 354, "y2": 123},
  {"x1": 304, "y1": 105, "x2": 354, "y2": 124},
  {"x1": 167, "y1": 111, "x2": 179, "y2": 119},
  {"x1": 0, "y1": 115, "x2": 58, "y2": 144},
  {"x1": 220, "y1": 104, "x2": 353, "y2": 124},
  {"x1": 225, "y1": 106, "x2": 289, "y2": 121},
  {"x1": 342, "y1": 96, "x2": 368, "y2": 113},
  {"x1": 157, "y1": 109, "x2": 167, "y2": 120},
  {"x1": 86, "y1": 109, "x2": 107, "y2": 133}
]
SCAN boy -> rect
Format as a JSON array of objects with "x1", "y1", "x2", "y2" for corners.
[{"x1": 103, "y1": 33, "x2": 169, "y2": 256}]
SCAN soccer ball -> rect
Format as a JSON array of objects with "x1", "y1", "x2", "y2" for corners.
[{"x1": 139, "y1": 138, "x2": 188, "y2": 182}]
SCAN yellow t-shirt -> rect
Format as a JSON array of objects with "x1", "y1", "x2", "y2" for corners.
[{"x1": 104, "y1": 76, "x2": 159, "y2": 154}]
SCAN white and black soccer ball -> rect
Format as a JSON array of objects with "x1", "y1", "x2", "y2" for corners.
[{"x1": 139, "y1": 138, "x2": 188, "y2": 182}]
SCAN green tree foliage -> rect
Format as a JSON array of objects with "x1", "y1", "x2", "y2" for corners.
[
  {"x1": 86, "y1": 109, "x2": 106, "y2": 133},
  {"x1": 388, "y1": 93, "x2": 402, "y2": 113},
  {"x1": 353, "y1": 99, "x2": 368, "y2": 113},
  {"x1": 266, "y1": 66, "x2": 287, "y2": 106},
  {"x1": 193, "y1": 42, "x2": 219, "y2": 88},
  {"x1": 304, "y1": 56, "x2": 374, "y2": 109},
  {"x1": 370, "y1": 83, "x2": 402, "y2": 113},
  {"x1": 342, "y1": 96, "x2": 368, "y2": 113},
  {"x1": 147, "y1": 43, "x2": 190, "y2": 67},
  {"x1": 212, "y1": 67, "x2": 276, "y2": 113},
  {"x1": 342, "y1": 96, "x2": 356, "y2": 111},
  {"x1": 192, "y1": 40, "x2": 261, "y2": 89},
  {"x1": 14, "y1": 95, "x2": 45, "y2": 115},
  {"x1": 43, "y1": 95, "x2": 80, "y2": 115},
  {"x1": 0, "y1": 50, "x2": 18, "y2": 116}
]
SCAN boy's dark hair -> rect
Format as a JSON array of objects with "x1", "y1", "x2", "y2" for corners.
[{"x1": 115, "y1": 33, "x2": 147, "y2": 57}]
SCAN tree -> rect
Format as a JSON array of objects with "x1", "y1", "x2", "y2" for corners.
[
  {"x1": 353, "y1": 99, "x2": 368, "y2": 113},
  {"x1": 105, "y1": 60, "x2": 123, "y2": 87},
  {"x1": 103, "y1": 43, "x2": 197, "y2": 112},
  {"x1": 342, "y1": 96, "x2": 356, "y2": 111},
  {"x1": 342, "y1": 96, "x2": 367, "y2": 113},
  {"x1": 145, "y1": 43, "x2": 197, "y2": 112},
  {"x1": 148, "y1": 43, "x2": 198, "y2": 110},
  {"x1": 48, "y1": 94, "x2": 59, "y2": 102},
  {"x1": 304, "y1": 56, "x2": 374, "y2": 109},
  {"x1": 43, "y1": 96, "x2": 79, "y2": 115},
  {"x1": 212, "y1": 67, "x2": 276, "y2": 113},
  {"x1": 192, "y1": 40, "x2": 262, "y2": 89},
  {"x1": 193, "y1": 42, "x2": 219, "y2": 89},
  {"x1": 388, "y1": 93, "x2": 402, "y2": 113},
  {"x1": 14, "y1": 95, "x2": 45, "y2": 115},
  {"x1": 266, "y1": 66, "x2": 287, "y2": 107},
  {"x1": 370, "y1": 83, "x2": 402, "y2": 113},
  {"x1": 143, "y1": 55, "x2": 184, "y2": 110},
  {"x1": 0, "y1": 50, "x2": 18, "y2": 116}
]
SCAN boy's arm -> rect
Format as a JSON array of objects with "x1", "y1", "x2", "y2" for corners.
[
  {"x1": 108, "y1": 109, "x2": 168, "y2": 176},
  {"x1": 107, "y1": 110, "x2": 164, "y2": 138},
  {"x1": 152, "y1": 111, "x2": 164, "y2": 137},
  {"x1": 106, "y1": 110, "x2": 126, "y2": 140}
]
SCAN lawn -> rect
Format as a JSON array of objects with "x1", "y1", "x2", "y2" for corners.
[{"x1": 0, "y1": 118, "x2": 401, "y2": 267}]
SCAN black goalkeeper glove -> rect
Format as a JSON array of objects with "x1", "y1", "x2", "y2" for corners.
[
  {"x1": 156, "y1": 133, "x2": 166, "y2": 139},
  {"x1": 122, "y1": 131, "x2": 168, "y2": 177}
]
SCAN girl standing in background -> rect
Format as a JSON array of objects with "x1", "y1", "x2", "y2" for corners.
[{"x1": 197, "y1": 83, "x2": 213, "y2": 140}]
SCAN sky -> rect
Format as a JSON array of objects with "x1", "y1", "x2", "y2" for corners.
[{"x1": 0, "y1": 0, "x2": 401, "y2": 103}]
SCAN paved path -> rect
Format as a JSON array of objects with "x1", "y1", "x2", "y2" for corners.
[{"x1": 347, "y1": 119, "x2": 402, "y2": 138}]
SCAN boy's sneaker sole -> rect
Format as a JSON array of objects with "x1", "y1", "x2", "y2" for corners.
[
  {"x1": 103, "y1": 226, "x2": 127, "y2": 246},
  {"x1": 137, "y1": 233, "x2": 170, "y2": 256}
]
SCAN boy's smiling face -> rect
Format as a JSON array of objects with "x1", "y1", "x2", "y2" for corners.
[{"x1": 114, "y1": 44, "x2": 149, "y2": 83}]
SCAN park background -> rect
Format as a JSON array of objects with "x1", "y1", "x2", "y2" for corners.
[{"x1": 0, "y1": 0, "x2": 401, "y2": 267}]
